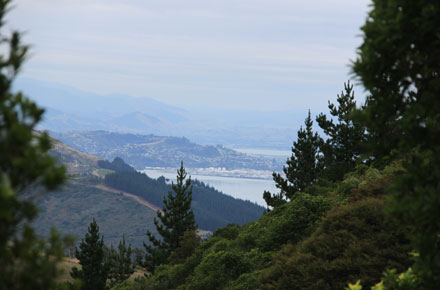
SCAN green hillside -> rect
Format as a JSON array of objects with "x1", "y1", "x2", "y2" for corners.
[
  {"x1": 33, "y1": 181, "x2": 157, "y2": 249},
  {"x1": 121, "y1": 164, "x2": 412, "y2": 290},
  {"x1": 33, "y1": 137, "x2": 264, "y2": 249},
  {"x1": 104, "y1": 171, "x2": 265, "y2": 231}
]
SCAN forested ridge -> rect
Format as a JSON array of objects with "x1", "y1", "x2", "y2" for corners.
[{"x1": 104, "y1": 170, "x2": 265, "y2": 231}]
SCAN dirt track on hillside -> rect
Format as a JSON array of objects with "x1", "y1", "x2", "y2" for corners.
[{"x1": 95, "y1": 184, "x2": 163, "y2": 213}]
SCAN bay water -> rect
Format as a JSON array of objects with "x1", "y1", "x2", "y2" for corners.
[{"x1": 140, "y1": 168, "x2": 276, "y2": 207}]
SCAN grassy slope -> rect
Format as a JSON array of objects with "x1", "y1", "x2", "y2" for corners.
[
  {"x1": 57, "y1": 257, "x2": 148, "y2": 284},
  {"x1": 31, "y1": 137, "x2": 158, "y2": 249},
  {"x1": 50, "y1": 136, "x2": 101, "y2": 174},
  {"x1": 33, "y1": 180, "x2": 157, "y2": 249}
]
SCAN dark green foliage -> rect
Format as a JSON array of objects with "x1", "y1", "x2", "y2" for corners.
[
  {"x1": 388, "y1": 151, "x2": 440, "y2": 287},
  {"x1": 328, "y1": 162, "x2": 403, "y2": 203},
  {"x1": 104, "y1": 169, "x2": 264, "y2": 230},
  {"x1": 182, "y1": 249, "x2": 249, "y2": 290},
  {"x1": 129, "y1": 164, "x2": 413, "y2": 290},
  {"x1": 174, "y1": 193, "x2": 330, "y2": 290},
  {"x1": 132, "y1": 193, "x2": 331, "y2": 290},
  {"x1": 135, "y1": 247, "x2": 205, "y2": 290},
  {"x1": 71, "y1": 219, "x2": 108, "y2": 290},
  {"x1": 352, "y1": 0, "x2": 440, "y2": 287},
  {"x1": 258, "y1": 198, "x2": 411, "y2": 290},
  {"x1": 223, "y1": 272, "x2": 259, "y2": 290},
  {"x1": 213, "y1": 224, "x2": 240, "y2": 241},
  {"x1": 0, "y1": 1, "x2": 67, "y2": 289},
  {"x1": 132, "y1": 248, "x2": 145, "y2": 267},
  {"x1": 142, "y1": 246, "x2": 169, "y2": 275},
  {"x1": 352, "y1": 0, "x2": 440, "y2": 163},
  {"x1": 105, "y1": 170, "x2": 168, "y2": 208},
  {"x1": 98, "y1": 157, "x2": 135, "y2": 172},
  {"x1": 110, "y1": 280, "x2": 137, "y2": 290},
  {"x1": 316, "y1": 81, "x2": 366, "y2": 181},
  {"x1": 0, "y1": 225, "x2": 69, "y2": 290},
  {"x1": 168, "y1": 230, "x2": 201, "y2": 265},
  {"x1": 264, "y1": 111, "x2": 321, "y2": 207},
  {"x1": 144, "y1": 163, "x2": 197, "y2": 272},
  {"x1": 238, "y1": 193, "x2": 333, "y2": 252},
  {"x1": 108, "y1": 236, "x2": 135, "y2": 288},
  {"x1": 347, "y1": 267, "x2": 422, "y2": 290},
  {"x1": 378, "y1": 268, "x2": 421, "y2": 290}
]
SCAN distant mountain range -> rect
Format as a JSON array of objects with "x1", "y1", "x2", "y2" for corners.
[
  {"x1": 15, "y1": 78, "x2": 305, "y2": 149},
  {"x1": 50, "y1": 130, "x2": 284, "y2": 171}
]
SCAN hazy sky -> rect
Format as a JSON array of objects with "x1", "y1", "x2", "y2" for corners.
[{"x1": 9, "y1": 0, "x2": 371, "y2": 111}]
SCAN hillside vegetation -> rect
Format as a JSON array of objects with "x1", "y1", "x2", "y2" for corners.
[
  {"x1": 34, "y1": 139, "x2": 265, "y2": 249},
  {"x1": 117, "y1": 164, "x2": 411, "y2": 290},
  {"x1": 33, "y1": 181, "x2": 158, "y2": 249},
  {"x1": 56, "y1": 257, "x2": 147, "y2": 284},
  {"x1": 104, "y1": 171, "x2": 265, "y2": 231}
]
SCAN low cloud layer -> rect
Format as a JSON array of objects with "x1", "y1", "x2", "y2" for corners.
[{"x1": 9, "y1": 0, "x2": 370, "y2": 111}]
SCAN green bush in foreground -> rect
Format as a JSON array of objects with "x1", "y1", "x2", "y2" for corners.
[
  {"x1": 258, "y1": 198, "x2": 411, "y2": 290},
  {"x1": 347, "y1": 268, "x2": 421, "y2": 290},
  {"x1": 237, "y1": 192, "x2": 333, "y2": 252},
  {"x1": 353, "y1": 0, "x2": 440, "y2": 287},
  {"x1": 0, "y1": 0, "x2": 68, "y2": 289},
  {"x1": 132, "y1": 193, "x2": 333, "y2": 290}
]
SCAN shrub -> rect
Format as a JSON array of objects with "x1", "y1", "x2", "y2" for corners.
[{"x1": 258, "y1": 198, "x2": 411, "y2": 290}]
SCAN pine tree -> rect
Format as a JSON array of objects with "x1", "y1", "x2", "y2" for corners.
[
  {"x1": 316, "y1": 81, "x2": 366, "y2": 181},
  {"x1": 0, "y1": 0, "x2": 67, "y2": 289},
  {"x1": 107, "y1": 236, "x2": 134, "y2": 288},
  {"x1": 71, "y1": 219, "x2": 108, "y2": 290},
  {"x1": 264, "y1": 111, "x2": 321, "y2": 208},
  {"x1": 144, "y1": 162, "x2": 197, "y2": 272}
]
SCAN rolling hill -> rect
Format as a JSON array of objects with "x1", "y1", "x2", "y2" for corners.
[{"x1": 49, "y1": 130, "x2": 282, "y2": 171}]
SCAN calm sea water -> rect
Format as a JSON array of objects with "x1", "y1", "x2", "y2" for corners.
[
  {"x1": 233, "y1": 148, "x2": 291, "y2": 158},
  {"x1": 140, "y1": 168, "x2": 276, "y2": 207}
]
